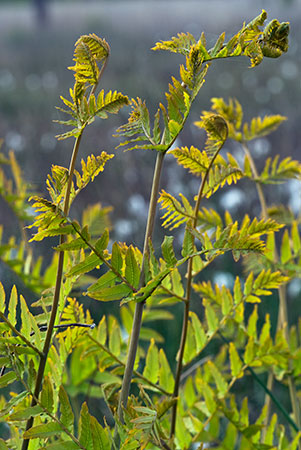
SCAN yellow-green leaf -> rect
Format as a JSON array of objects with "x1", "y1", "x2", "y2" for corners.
[
  {"x1": 90, "y1": 415, "x2": 110, "y2": 450},
  {"x1": 143, "y1": 339, "x2": 159, "y2": 384},
  {"x1": 59, "y1": 385, "x2": 74, "y2": 432},
  {"x1": 281, "y1": 229, "x2": 292, "y2": 264},
  {"x1": 207, "y1": 360, "x2": 228, "y2": 397},
  {"x1": 204, "y1": 302, "x2": 218, "y2": 335},
  {"x1": 40, "y1": 376, "x2": 54, "y2": 413},
  {"x1": 0, "y1": 371, "x2": 17, "y2": 388},
  {"x1": 23, "y1": 422, "x2": 62, "y2": 438},
  {"x1": 125, "y1": 246, "x2": 140, "y2": 289},
  {"x1": 159, "y1": 349, "x2": 174, "y2": 392},
  {"x1": 247, "y1": 306, "x2": 258, "y2": 339},
  {"x1": 244, "y1": 336, "x2": 255, "y2": 365},
  {"x1": 7, "y1": 285, "x2": 18, "y2": 327},
  {"x1": 0, "y1": 283, "x2": 5, "y2": 313},
  {"x1": 87, "y1": 283, "x2": 132, "y2": 301},
  {"x1": 79, "y1": 403, "x2": 92, "y2": 450},
  {"x1": 161, "y1": 235, "x2": 177, "y2": 267},
  {"x1": 229, "y1": 342, "x2": 243, "y2": 378},
  {"x1": 20, "y1": 295, "x2": 31, "y2": 339}
]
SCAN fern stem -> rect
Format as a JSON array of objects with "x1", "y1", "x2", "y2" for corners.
[
  {"x1": 21, "y1": 133, "x2": 83, "y2": 450},
  {"x1": 117, "y1": 150, "x2": 165, "y2": 423},
  {"x1": 242, "y1": 141, "x2": 301, "y2": 439},
  {"x1": 170, "y1": 142, "x2": 224, "y2": 438}
]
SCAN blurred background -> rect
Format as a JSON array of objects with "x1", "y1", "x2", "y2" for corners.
[{"x1": 0, "y1": 0, "x2": 300, "y2": 433}]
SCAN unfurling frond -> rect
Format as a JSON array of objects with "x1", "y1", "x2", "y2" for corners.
[
  {"x1": 260, "y1": 19, "x2": 289, "y2": 58},
  {"x1": 203, "y1": 98, "x2": 287, "y2": 146},
  {"x1": 243, "y1": 115, "x2": 286, "y2": 140},
  {"x1": 68, "y1": 34, "x2": 110, "y2": 86},
  {"x1": 118, "y1": 11, "x2": 288, "y2": 153},
  {"x1": 152, "y1": 11, "x2": 289, "y2": 82},
  {"x1": 194, "y1": 114, "x2": 228, "y2": 154},
  {"x1": 209, "y1": 97, "x2": 243, "y2": 139},
  {"x1": 158, "y1": 190, "x2": 194, "y2": 230},
  {"x1": 55, "y1": 34, "x2": 127, "y2": 140}
]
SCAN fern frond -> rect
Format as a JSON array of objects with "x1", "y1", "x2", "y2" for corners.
[
  {"x1": 166, "y1": 77, "x2": 188, "y2": 125},
  {"x1": 259, "y1": 156, "x2": 301, "y2": 184},
  {"x1": 56, "y1": 90, "x2": 129, "y2": 141},
  {"x1": 243, "y1": 115, "x2": 286, "y2": 140},
  {"x1": 180, "y1": 52, "x2": 208, "y2": 98},
  {"x1": 115, "y1": 98, "x2": 165, "y2": 151},
  {"x1": 68, "y1": 34, "x2": 110, "y2": 86},
  {"x1": 169, "y1": 146, "x2": 209, "y2": 175},
  {"x1": 240, "y1": 215, "x2": 282, "y2": 237},
  {"x1": 190, "y1": 216, "x2": 282, "y2": 261},
  {"x1": 201, "y1": 165, "x2": 243, "y2": 199},
  {"x1": 75, "y1": 152, "x2": 114, "y2": 193},
  {"x1": 28, "y1": 197, "x2": 69, "y2": 242},
  {"x1": 94, "y1": 90, "x2": 129, "y2": 118},
  {"x1": 46, "y1": 165, "x2": 69, "y2": 205},
  {"x1": 158, "y1": 190, "x2": 194, "y2": 230},
  {"x1": 152, "y1": 32, "x2": 196, "y2": 56}
]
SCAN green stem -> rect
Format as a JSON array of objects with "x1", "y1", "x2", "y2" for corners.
[
  {"x1": 170, "y1": 142, "x2": 224, "y2": 438},
  {"x1": 117, "y1": 151, "x2": 165, "y2": 423},
  {"x1": 242, "y1": 141, "x2": 301, "y2": 439},
  {"x1": 21, "y1": 133, "x2": 83, "y2": 450}
]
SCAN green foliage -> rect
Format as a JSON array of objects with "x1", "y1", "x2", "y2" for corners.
[{"x1": 1, "y1": 12, "x2": 300, "y2": 450}]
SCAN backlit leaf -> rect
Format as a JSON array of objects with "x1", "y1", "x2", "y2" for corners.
[
  {"x1": 229, "y1": 342, "x2": 243, "y2": 378},
  {"x1": 23, "y1": 422, "x2": 62, "y2": 439},
  {"x1": 143, "y1": 339, "x2": 159, "y2": 384},
  {"x1": 59, "y1": 385, "x2": 74, "y2": 432}
]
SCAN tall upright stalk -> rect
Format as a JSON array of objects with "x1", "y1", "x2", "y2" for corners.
[
  {"x1": 170, "y1": 137, "x2": 226, "y2": 437},
  {"x1": 117, "y1": 150, "x2": 165, "y2": 420},
  {"x1": 242, "y1": 142, "x2": 301, "y2": 441},
  {"x1": 21, "y1": 134, "x2": 83, "y2": 450},
  {"x1": 22, "y1": 51, "x2": 108, "y2": 449}
]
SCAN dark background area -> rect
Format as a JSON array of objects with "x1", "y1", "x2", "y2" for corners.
[{"x1": 0, "y1": 0, "x2": 300, "y2": 433}]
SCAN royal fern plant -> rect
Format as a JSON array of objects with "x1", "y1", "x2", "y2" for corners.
[{"x1": 1, "y1": 9, "x2": 300, "y2": 450}]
